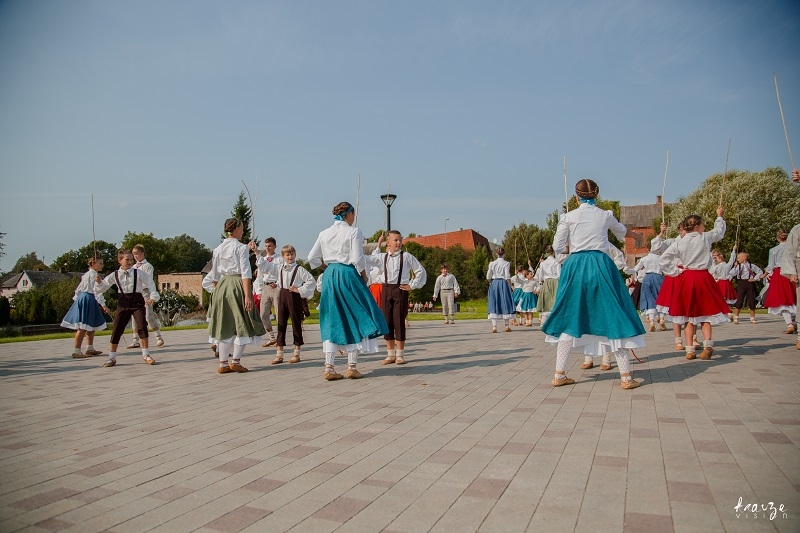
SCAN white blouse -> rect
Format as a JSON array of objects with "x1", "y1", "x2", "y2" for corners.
[
  {"x1": 766, "y1": 242, "x2": 786, "y2": 273},
  {"x1": 308, "y1": 220, "x2": 367, "y2": 274},
  {"x1": 98, "y1": 268, "x2": 160, "y2": 302},
  {"x1": 210, "y1": 238, "x2": 252, "y2": 279},
  {"x1": 535, "y1": 256, "x2": 561, "y2": 281},
  {"x1": 553, "y1": 203, "x2": 628, "y2": 254},
  {"x1": 367, "y1": 250, "x2": 427, "y2": 289},
  {"x1": 486, "y1": 257, "x2": 511, "y2": 280},
  {"x1": 74, "y1": 269, "x2": 106, "y2": 306},
  {"x1": 660, "y1": 217, "x2": 726, "y2": 275}
]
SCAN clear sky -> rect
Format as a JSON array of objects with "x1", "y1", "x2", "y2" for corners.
[{"x1": 1, "y1": 0, "x2": 798, "y2": 273}]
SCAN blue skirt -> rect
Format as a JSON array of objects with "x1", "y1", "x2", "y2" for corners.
[
  {"x1": 61, "y1": 292, "x2": 107, "y2": 331},
  {"x1": 511, "y1": 288, "x2": 524, "y2": 305},
  {"x1": 639, "y1": 272, "x2": 664, "y2": 311},
  {"x1": 487, "y1": 279, "x2": 515, "y2": 318},
  {"x1": 517, "y1": 291, "x2": 538, "y2": 312},
  {"x1": 320, "y1": 263, "x2": 388, "y2": 346},
  {"x1": 542, "y1": 251, "x2": 645, "y2": 341}
]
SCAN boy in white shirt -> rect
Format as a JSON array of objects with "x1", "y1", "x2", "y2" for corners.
[{"x1": 127, "y1": 244, "x2": 165, "y2": 348}]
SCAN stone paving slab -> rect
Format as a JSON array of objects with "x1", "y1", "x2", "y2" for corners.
[{"x1": 0, "y1": 315, "x2": 798, "y2": 532}]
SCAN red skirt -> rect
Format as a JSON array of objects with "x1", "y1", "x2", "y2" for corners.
[
  {"x1": 716, "y1": 279, "x2": 736, "y2": 301},
  {"x1": 669, "y1": 269, "x2": 730, "y2": 321},
  {"x1": 655, "y1": 274, "x2": 678, "y2": 312},
  {"x1": 369, "y1": 283, "x2": 383, "y2": 305},
  {"x1": 253, "y1": 293, "x2": 262, "y2": 310},
  {"x1": 763, "y1": 267, "x2": 797, "y2": 308}
]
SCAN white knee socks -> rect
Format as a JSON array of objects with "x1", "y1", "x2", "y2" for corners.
[
  {"x1": 614, "y1": 348, "x2": 632, "y2": 379},
  {"x1": 555, "y1": 340, "x2": 572, "y2": 375}
]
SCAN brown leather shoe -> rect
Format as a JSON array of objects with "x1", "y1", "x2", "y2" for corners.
[
  {"x1": 72, "y1": 352, "x2": 91, "y2": 359},
  {"x1": 685, "y1": 352, "x2": 696, "y2": 360},
  {"x1": 103, "y1": 359, "x2": 116, "y2": 367},
  {"x1": 659, "y1": 322, "x2": 667, "y2": 331},
  {"x1": 84, "y1": 349, "x2": 103, "y2": 356},
  {"x1": 229, "y1": 362, "x2": 249, "y2": 372},
  {"x1": 504, "y1": 327, "x2": 512, "y2": 332},
  {"x1": 600, "y1": 363, "x2": 612, "y2": 371},
  {"x1": 381, "y1": 356, "x2": 396, "y2": 365},
  {"x1": 271, "y1": 356, "x2": 284, "y2": 365},
  {"x1": 346, "y1": 368, "x2": 363, "y2": 379},
  {"x1": 289, "y1": 354, "x2": 301, "y2": 363},
  {"x1": 395, "y1": 355, "x2": 406, "y2": 365},
  {"x1": 675, "y1": 342, "x2": 685, "y2": 351},
  {"x1": 580, "y1": 362, "x2": 593, "y2": 369},
  {"x1": 218, "y1": 366, "x2": 232, "y2": 374},
  {"x1": 143, "y1": 355, "x2": 156, "y2": 365},
  {"x1": 699, "y1": 347, "x2": 713, "y2": 360},
  {"x1": 796, "y1": 340, "x2": 800, "y2": 350},
  {"x1": 620, "y1": 380, "x2": 641, "y2": 390},
  {"x1": 324, "y1": 371, "x2": 343, "y2": 381},
  {"x1": 551, "y1": 375, "x2": 575, "y2": 387},
  {"x1": 649, "y1": 323, "x2": 656, "y2": 332},
  {"x1": 786, "y1": 325, "x2": 796, "y2": 334}
]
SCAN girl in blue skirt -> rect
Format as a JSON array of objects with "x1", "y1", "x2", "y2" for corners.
[
  {"x1": 486, "y1": 247, "x2": 516, "y2": 332},
  {"x1": 308, "y1": 202, "x2": 389, "y2": 380},
  {"x1": 61, "y1": 256, "x2": 109, "y2": 358},
  {"x1": 542, "y1": 179, "x2": 646, "y2": 390}
]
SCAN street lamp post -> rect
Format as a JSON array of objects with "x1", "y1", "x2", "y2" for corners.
[
  {"x1": 444, "y1": 218, "x2": 449, "y2": 249},
  {"x1": 380, "y1": 193, "x2": 397, "y2": 232}
]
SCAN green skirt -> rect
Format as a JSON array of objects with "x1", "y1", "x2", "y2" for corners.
[{"x1": 208, "y1": 275, "x2": 266, "y2": 344}]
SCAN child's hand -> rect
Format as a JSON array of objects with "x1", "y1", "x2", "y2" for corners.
[
  {"x1": 289, "y1": 286, "x2": 300, "y2": 293},
  {"x1": 96, "y1": 275, "x2": 102, "y2": 283},
  {"x1": 399, "y1": 284, "x2": 411, "y2": 291},
  {"x1": 791, "y1": 274, "x2": 798, "y2": 284},
  {"x1": 716, "y1": 205, "x2": 724, "y2": 217},
  {"x1": 145, "y1": 299, "x2": 155, "y2": 307}
]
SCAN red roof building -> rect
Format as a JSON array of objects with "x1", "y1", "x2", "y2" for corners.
[{"x1": 403, "y1": 229, "x2": 491, "y2": 252}]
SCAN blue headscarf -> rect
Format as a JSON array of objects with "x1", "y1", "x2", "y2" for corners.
[{"x1": 334, "y1": 205, "x2": 355, "y2": 220}]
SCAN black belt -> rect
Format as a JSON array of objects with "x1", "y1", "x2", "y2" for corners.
[{"x1": 441, "y1": 288, "x2": 454, "y2": 291}]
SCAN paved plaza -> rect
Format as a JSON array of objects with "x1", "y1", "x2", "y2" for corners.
[{"x1": 0, "y1": 315, "x2": 798, "y2": 532}]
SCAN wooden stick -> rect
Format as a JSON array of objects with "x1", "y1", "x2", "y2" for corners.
[
  {"x1": 522, "y1": 237, "x2": 530, "y2": 262},
  {"x1": 91, "y1": 194, "x2": 97, "y2": 259},
  {"x1": 355, "y1": 172, "x2": 361, "y2": 225},
  {"x1": 241, "y1": 179, "x2": 255, "y2": 239},
  {"x1": 563, "y1": 156, "x2": 569, "y2": 212},
  {"x1": 735, "y1": 214, "x2": 741, "y2": 247},
  {"x1": 719, "y1": 139, "x2": 731, "y2": 207},
  {"x1": 774, "y1": 72, "x2": 796, "y2": 170},
  {"x1": 661, "y1": 150, "x2": 669, "y2": 223}
]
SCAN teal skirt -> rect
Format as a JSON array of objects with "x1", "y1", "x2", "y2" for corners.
[
  {"x1": 320, "y1": 263, "x2": 388, "y2": 346},
  {"x1": 542, "y1": 251, "x2": 645, "y2": 341},
  {"x1": 207, "y1": 275, "x2": 266, "y2": 344}
]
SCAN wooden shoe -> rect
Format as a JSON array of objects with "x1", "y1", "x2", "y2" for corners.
[
  {"x1": 229, "y1": 361, "x2": 249, "y2": 372},
  {"x1": 271, "y1": 355, "x2": 284, "y2": 365},
  {"x1": 599, "y1": 363, "x2": 613, "y2": 371},
  {"x1": 217, "y1": 365, "x2": 232, "y2": 374},
  {"x1": 143, "y1": 355, "x2": 156, "y2": 365},
  {"x1": 103, "y1": 359, "x2": 116, "y2": 367},
  {"x1": 324, "y1": 371, "x2": 343, "y2": 381},
  {"x1": 289, "y1": 354, "x2": 301, "y2": 364},
  {"x1": 685, "y1": 352, "x2": 696, "y2": 360},
  {"x1": 84, "y1": 348, "x2": 103, "y2": 356},
  {"x1": 381, "y1": 356, "x2": 396, "y2": 365},
  {"x1": 72, "y1": 352, "x2": 91, "y2": 358},
  {"x1": 346, "y1": 368, "x2": 363, "y2": 379},
  {"x1": 395, "y1": 355, "x2": 406, "y2": 365},
  {"x1": 580, "y1": 361, "x2": 593, "y2": 369},
  {"x1": 699, "y1": 347, "x2": 713, "y2": 360},
  {"x1": 551, "y1": 375, "x2": 575, "y2": 387},
  {"x1": 620, "y1": 379, "x2": 641, "y2": 390}
]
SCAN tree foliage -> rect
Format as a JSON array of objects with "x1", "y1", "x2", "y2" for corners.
[
  {"x1": 12, "y1": 252, "x2": 48, "y2": 273},
  {"x1": 501, "y1": 222, "x2": 554, "y2": 270},
  {"x1": 668, "y1": 167, "x2": 800, "y2": 267},
  {"x1": 162, "y1": 234, "x2": 212, "y2": 273},
  {"x1": 227, "y1": 191, "x2": 256, "y2": 244},
  {"x1": 50, "y1": 240, "x2": 118, "y2": 273},
  {"x1": 120, "y1": 232, "x2": 171, "y2": 270}
]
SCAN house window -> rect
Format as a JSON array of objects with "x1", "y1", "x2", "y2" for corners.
[
  {"x1": 162, "y1": 283, "x2": 167, "y2": 290},
  {"x1": 22, "y1": 280, "x2": 28, "y2": 287},
  {"x1": 175, "y1": 282, "x2": 179, "y2": 290}
]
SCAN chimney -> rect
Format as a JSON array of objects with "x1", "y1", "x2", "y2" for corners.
[{"x1": 656, "y1": 195, "x2": 662, "y2": 205}]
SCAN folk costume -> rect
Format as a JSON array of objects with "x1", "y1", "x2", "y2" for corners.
[
  {"x1": 61, "y1": 266, "x2": 107, "y2": 358},
  {"x1": 207, "y1": 236, "x2": 266, "y2": 372},
  {"x1": 486, "y1": 254, "x2": 515, "y2": 332},
  {"x1": 710, "y1": 255, "x2": 737, "y2": 305},
  {"x1": 433, "y1": 271, "x2": 461, "y2": 324},
  {"x1": 535, "y1": 255, "x2": 562, "y2": 325},
  {"x1": 659, "y1": 216, "x2": 728, "y2": 359},
  {"x1": 262, "y1": 259, "x2": 315, "y2": 363},
  {"x1": 627, "y1": 251, "x2": 666, "y2": 330},
  {"x1": 254, "y1": 250, "x2": 284, "y2": 346},
  {"x1": 780, "y1": 224, "x2": 800, "y2": 347},
  {"x1": 764, "y1": 240, "x2": 797, "y2": 332},
  {"x1": 730, "y1": 252, "x2": 764, "y2": 323},
  {"x1": 127, "y1": 258, "x2": 164, "y2": 348},
  {"x1": 308, "y1": 208, "x2": 389, "y2": 380},
  {"x1": 541, "y1": 199, "x2": 645, "y2": 389}
]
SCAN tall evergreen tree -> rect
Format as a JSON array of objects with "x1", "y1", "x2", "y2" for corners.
[{"x1": 226, "y1": 191, "x2": 257, "y2": 245}]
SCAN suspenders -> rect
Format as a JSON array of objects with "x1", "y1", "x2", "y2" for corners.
[
  {"x1": 114, "y1": 269, "x2": 137, "y2": 294},
  {"x1": 279, "y1": 265, "x2": 299, "y2": 289},
  {"x1": 384, "y1": 252, "x2": 404, "y2": 285}
]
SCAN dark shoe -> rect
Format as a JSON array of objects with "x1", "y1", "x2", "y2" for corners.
[
  {"x1": 72, "y1": 352, "x2": 90, "y2": 359},
  {"x1": 84, "y1": 349, "x2": 103, "y2": 356}
]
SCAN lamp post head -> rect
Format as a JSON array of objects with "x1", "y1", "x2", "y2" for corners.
[{"x1": 380, "y1": 193, "x2": 397, "y2": 208}]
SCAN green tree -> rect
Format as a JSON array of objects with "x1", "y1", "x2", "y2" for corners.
[
  {"x1": 120, "y1": 232, "x2": 171, "y2": 273},
  {"x1": 501, "y1": 222, "x2": 553, "y2": 269},
  {"x1": 669, "y1": 167, "x2": 800, "y2": 267},
  {"x1": 12, "y1": 252, "x2": 48, "y2": 273},
  {"x1": 50, "y1": 240, "x2": 118, "y2": 273},
  {"x1": 227, "y1": 191, "x2": 256, "y2": 245},
  {"x1": 163, "y1": 234, "x2": 212, "y2": 273}
]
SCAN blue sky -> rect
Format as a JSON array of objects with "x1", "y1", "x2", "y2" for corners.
[{"x1": 1, "y1": 0, "x2": 798, "y2": 273}]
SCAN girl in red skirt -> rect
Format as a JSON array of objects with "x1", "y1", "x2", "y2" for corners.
[
  {"x1": 659, "y1": 208, "x2": 729, "y2": 360},
  {"x1": 710, "y1": 249, "x2": 736, "y2": 319},
  {"x1": 764, "y1": 228, "x2": 798, "y2": 334},
  {"x1": 653, "y1": 220, "x2": 697, "y2": 351}
]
